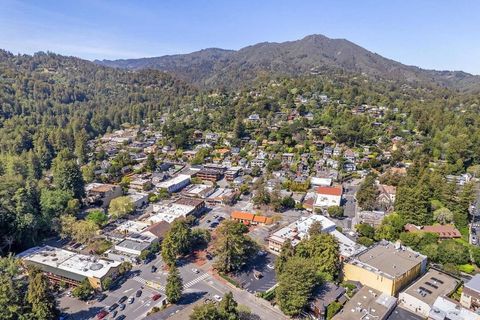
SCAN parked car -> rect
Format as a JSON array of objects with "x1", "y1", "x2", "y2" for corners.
[
  {"x1": 118, "y1": 296, "x2": 128, "y2": 304},
  {"x1": 96, "y1": 310, "x2": 108, "y2": 319},
  {"x1": 206, "y1": 219, "x2": 211, "y2": 223},
  {"x1": 127, "y1": 297, "x2": 134, "y2": 304},
  {"x1": 108, "y1": 303, "x2": 119, "y2": 312},
  {"x1": 96, "y1": 293, "x2": 107, "y2": 302},
  {"x1": 116, "y1": 315, "x2": 126, "y2": 320},
  {"x1": 152, "y1": 294, "x2": 162, "y2": 301},
  {"x1": 111, "y1": 310, "x2": 118, "y2": 318},
  {"x1": 136, "y1": 290, "x2": 142, "y2": 297},
  {"x1": 213, "y1": 294, "x2": 222, "y2": 302},
  {"x1": 151, "y1": 265, "x2": 157, "y2": 273},
  {"x1": 192, "y1": 268, "x2": 199, "y2": 274}
]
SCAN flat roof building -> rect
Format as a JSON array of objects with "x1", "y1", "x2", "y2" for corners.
[
  {"x1": 157, "y1": 174, "x2": 191, "y2": 193},
  {"x1": 399, "y1": 269, "x2": 459, "y2": 317},
  {"x1": 461, "y1": 274, "x2": 480, "y2": 310},
  {"x1": 343, "y1": 241, "x2": 427, "y2": 296},
  {"x1": 267, "y1": 214, "x2": 365, "y2": 259},
  {"x1": 332, "y1": 286, "x2": 397, "y2": 320},
  {"x1": 18, "y1": 246, "x2": 121, "y2": 290}
]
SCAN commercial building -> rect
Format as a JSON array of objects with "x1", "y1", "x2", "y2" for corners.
[
  {"x1": 206, "y1": 188, "x2": 238, "y2": 205},
  {"x1": 343, "y1": 241, "x2": 427, "y2": 296},
  {"x1": 461, "y1": 274, "x2": 480, "y2": 310},
  {"x1": 173, "y1": 197, "x2": 206, "y2": 215},
  {"x1": 196, "y1": 169, "x2": 222, "y2": 182},
  {"x1": 398, "y1": 269, "x2": 459, "y2": 317},
  {"x1": 230, "y1": 211, "x2": 273, "y2": 225},
  {"x1": 148, "y1": 201, "x2": 197, "y2": 224},
  {"x1": 430, "y1": 296, "x2": 480, "y2": 320},
  {"x1": 315, "y1": 185, "x2": 342, "y2": 208},
  {"x1": 157, "y1": 174, "x2": 191, "y2": 193},
  {"x1": 181, "y1": 184, "x2": 215, "y2": 199},
  {"x1": 85, "y1": 183, "x2": 123, "y2": 208},
  {"x1": 332, "y1": 286, "x2": 397, "y2": 320},
  {"x1": 225, "y1": 166, "x2": 242, "y2": 181},
  {"x1": 18, "y1": 246, "x2": 121, "y2": 290},
  {"x1": 267, "y1": 215, "x2": 365, "y2": 258}
]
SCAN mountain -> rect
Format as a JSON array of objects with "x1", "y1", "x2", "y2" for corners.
[{"x1": 96, "y1": 34, "x2": 480, "y2": 91}]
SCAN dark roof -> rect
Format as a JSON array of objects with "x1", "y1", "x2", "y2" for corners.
[
  {"x1": 387, "y1": 306, "x2": 424, "y2": 320},
  {"x1": 145, "y1": 221, "x2": 171, "y2": 239},
  {"x1": 310, "y1": 282, "x2": 346, "y2": 310}
]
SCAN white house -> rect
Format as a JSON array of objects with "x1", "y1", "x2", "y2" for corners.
[{"x1": 314, "y1": 186, "x2": 342, "y2": 208}]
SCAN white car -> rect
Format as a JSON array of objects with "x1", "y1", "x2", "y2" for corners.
[
  {"x1": 213, "y1": 294, "x2": 223, "y2": 302},
  {"x1": 192, "y1": 268, "x2": 199, "y2": 274},
  {"x1": 128, "y1": 297, "x2": 134, "y2": 304},
  {"x1": 267, "y1": 263, "x2": 274, "y2": 269}
]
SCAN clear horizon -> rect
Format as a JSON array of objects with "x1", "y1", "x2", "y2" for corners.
[{"x1": 1, "y1": 0, "x2": 480, "y2": 74}]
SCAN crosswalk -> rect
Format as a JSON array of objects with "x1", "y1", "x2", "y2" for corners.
[
  {"x1": 183, "y1": 273, "x2": 210, "y2": 289},
  {"x1": 132, "y1": 273, "x2": 210, "y2": 291}
]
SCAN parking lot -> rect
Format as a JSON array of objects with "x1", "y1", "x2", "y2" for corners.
[{"x1": 231, "y1": 251, "x2": 277, "y2": 293}]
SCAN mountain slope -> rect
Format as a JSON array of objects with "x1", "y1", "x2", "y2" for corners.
[{"x1": 96, "y1": 34, "x2": 480, "y2": 91}]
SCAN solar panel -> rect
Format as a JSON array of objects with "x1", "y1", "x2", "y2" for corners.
[
  {"x1": 426, "y1": 281, "x2": 439, "y2": 289},
  {"x1": 431, "y1": 277, "x2": 444, "y2": 284}
]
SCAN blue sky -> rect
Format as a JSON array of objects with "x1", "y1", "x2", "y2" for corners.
[{"x1": 1, "y1": 0, "x2": 479, "y2": 74}]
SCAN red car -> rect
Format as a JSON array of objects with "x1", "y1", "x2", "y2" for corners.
[
  {"x1": 152, "y1": 293, "x2": 162, "y2": 301},
  {"x1": 96, "y1": 310, "x2": 108, "y2": 319}
]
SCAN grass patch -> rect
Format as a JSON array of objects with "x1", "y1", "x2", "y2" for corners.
[
  {"x1": 257, "y1": 288, "x2": 276, "y2": 301},
  {"x1": 457, "y1": 264, "x2": 475, "y2": 274},
  {"x1": 219, "y1": 273, "x2": 241, "y2": 288}
]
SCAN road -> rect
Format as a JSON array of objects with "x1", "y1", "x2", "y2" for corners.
[
  {"x1": 341, "y1": 179, "x2": 362, "y2": 229},
  {"x1": 60, "y1": 250, "x2": 285, "y2": 320}
]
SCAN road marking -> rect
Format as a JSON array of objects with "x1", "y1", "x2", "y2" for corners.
[
  {"x1": 183, "y1": 273, "x2": 210, "y2": 289},
  {"x1": 123, "y1": 288, "x2": 133, "y2": 293},
  {"x1": 132, "y1": 276, "x2": 166, "y2": 291}
]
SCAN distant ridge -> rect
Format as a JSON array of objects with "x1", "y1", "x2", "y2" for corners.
[{"x1": 95, "y1": 34, "x2": 480, "y2": 91}]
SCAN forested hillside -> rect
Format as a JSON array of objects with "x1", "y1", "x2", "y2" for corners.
[{"x1": 97, "y1": 34, "x2": 480, "y2": 91}]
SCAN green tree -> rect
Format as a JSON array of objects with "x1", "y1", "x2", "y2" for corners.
[
  {"x1": 213, "y1": 221, "x2": 258, "y2": 273},
  {"x1": 52, "y1": 150, "x2": 85, "y2": 200},
  {"x1": 327, "y1": 206, "x2": 344, "y2": 218},
  {"x1": 166, "y1": 265, "x2": 183, "y2": 303},
  {"x1": 86, "y1": 210, "x2": 108, "y2": 227},
  {"x1": 72, "y1": 279, "x2": 93, "y2": 301},
  {"x1": 356, "y1": 174, "x2": 379, "y2": 210},
  {"x1": 356, "y1": 223, "x2": 375, "y2": 239},
  {"x1": 145, "y1": 153, "x2": 157, "y2": 172},
  {"x1": 375, "y1": 213, "x2": 405, "y2": 241},
  {"x1": 108, "y1": 196, "x2": 134, "y2": 219},
  {"x1": 27, "y1": 271, "x2": 58, "y2": 320},
  {"x1": 0, "y1": 256, "x2": 27, "y2": 319},
  {"x1": 218, "y1": 292, "x2": 238, "y2": 320},
  {"x1": 437, "y1": 240, "x2": 469, "y2": 265},
  {"x1": 190, "y1": 302, "x2": 224, "y2": 320},
  {"x1": 276, "y1": 257, "x2": 319, "y2": 316},
  {"x1": 433, "y1": 207, "x2": 454, "y2": 224},
  {"x1": 295, "y1": 233, "x2": 340, "y2": 280},
  {"x1": 275, "y1": 239, "x2": 295, "y2": 274}
]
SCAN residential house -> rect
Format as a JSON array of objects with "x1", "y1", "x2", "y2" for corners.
[
  {"x1": 309, "y1": 282, "x2": 346, "y2": 320},
  {"x1": 404, "y1": 224, "x2": 461, "y2": 239},
  {"x1": 85, "y1": 183, "x2": 123, "y2": 208},
  {"x1": 377, "y1": 184, "x2": 397, "y2": 211}
]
